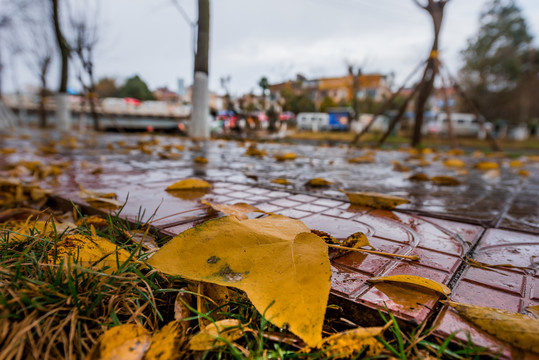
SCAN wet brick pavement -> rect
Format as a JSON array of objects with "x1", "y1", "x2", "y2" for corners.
[{"x1": 1, "y1": 129, "x2": 539, "y2": 357}]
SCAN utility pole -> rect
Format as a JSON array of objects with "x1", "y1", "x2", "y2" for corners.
[{"x1": 190, "y1": 0, "x2": 210, "y2": 138}]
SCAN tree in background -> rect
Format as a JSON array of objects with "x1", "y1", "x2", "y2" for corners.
[
  {"x1": 119, "y1": 75, "x2": 155, "y2": 101},
  {"x1": 460, "y1": 0, "x2": 536, "y2": 125},
  {"x1": 281, "y1": 88, "x2": 315, "y2": 114},
  {"x1": 95, "y1": 77, "x2": 119, "y2": 98},
  {"x1": 23, "y1": 0, "x2": 54, "y2": 128},
  {"x1": 69, "y1": 0, "x2": 101, "y2": 130},
  {"x1": 319, "y1": 96, "x2": 336, "y2": 112},
  {"x1": 51, "y1": 0, "x2": 72, "y2": 131},
  {"x1": 258, "y1": 76, "x2": 269, "y2": 110}
]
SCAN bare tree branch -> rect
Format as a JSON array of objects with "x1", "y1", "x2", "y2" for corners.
[{"x1": 411, "y1": 0, "x2": 427, "y2": 9}]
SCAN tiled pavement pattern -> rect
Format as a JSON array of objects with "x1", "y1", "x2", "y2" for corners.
[{"x1": 1, "y1": 130, "x2": 539, "y2": 357}]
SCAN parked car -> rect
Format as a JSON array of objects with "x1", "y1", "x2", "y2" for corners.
[
  {"x1": 296, "y1": 112, "x2": 329, "y2": 131},
  {"x1": 427, "y1": 113, "x2": 489, "y2": 137}
]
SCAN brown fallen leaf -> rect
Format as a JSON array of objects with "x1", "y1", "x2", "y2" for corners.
[
  {"x1": 431, "y1": 175, "x2": 460, "y2": 186},
  {"x1": 148, "y1": 215, "x2": 331, "y2": 346},
  {"x1": 409, "y1": 173, "x2": 430, "y2": 182},
  {"x1": 449, "y1": 301, "x2": 539, "y2": 353},
  {"x1": 368, "y1": 275, "x2": 450, "y2": 296},
  {"x1": 343, "y1": 191, "x2": 409, "y2": 210}
]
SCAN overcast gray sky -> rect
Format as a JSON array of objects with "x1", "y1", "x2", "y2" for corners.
[{"x1": 8, "y1": 0, "x2": 539, "y2": 96}]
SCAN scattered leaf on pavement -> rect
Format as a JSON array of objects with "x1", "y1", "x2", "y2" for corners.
[
  {"x1": 431, "y1": 175, "x2": 461, "y2": 186},
  {"x1": 526, "y1": 305, "x2": 539, "y2": 318},
  {"x1": 202, "y1": 200, "x2": 266, "y2": 220},
  {"x1": 343, "y1": 232, "x2": 374, "y2": 250},
  {"x1": 443, "y1": 158, "x2": 466, "y2": 168},
  {"x1": 166, "y1": 178, "x2": 212, "y2": 191},
  {"x1": 475, "y1": 161, "x2": 499, "y2": 170},
  {"x1": 148, "y1": 215, "x2": 331, "y2": 346},
  {"x1": 193, "y1": 156, "x2": 208, "y2": 164},
  {"x1": 368, "y1": 275, "x2": 450, "y2": 296},
  {"x1": 274, "y1": 152, "x2": 297, "y2": 161},
  {"x1": 271, "y1": 178, "x2": 291, "y2": 185},
  {"x1": 449, "y1": 301, "x2": 539, "y2": 353},
  {"x1": 343, "y1": 191, "x2": 409, "y2": 210},
  {"x1": 347, "y1": 155, "x2": 375, "y2": 164},
  {"x1": 409, "y1": 173, "x2": 430, "y2": 182},
  {"x1": 306, "y1": 178, "x2": 332, "y2": 187}
]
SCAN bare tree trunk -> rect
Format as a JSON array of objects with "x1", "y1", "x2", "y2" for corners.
[
  {"x1": 51, "y1": 0, "x2": 71, "y2": 131},
  {"x1": 412, "y1": 0, "x2": 448, "y2": 147},
  {"x1": 190, "y1": 0, "x2": 210, "y2": 138},
  {"x1": 39, "y1": 57, "x2": 51, "y2": 128}
]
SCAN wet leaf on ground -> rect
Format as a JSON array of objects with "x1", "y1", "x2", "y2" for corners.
[
  {"x1": 431, "y1": 175, "x2": 461, "y2": 186},
  {"x1": 343, "y1": 191, "x2": 409, "y2": 210},
  {"x1": 368, "y1": 275, "x2": 451, "y2": 296},
  {"x1": 274, "y1": 152, "x2": 297, "y2": 161},
  {"x1": 166, "y1": 178, "x2": 212, "y2": 191},
  {"x1": 450, "y1": 301, "x2": 539, "y2": 353},
  {"x1": 188, "y1": 319, "x2": 245, "y2": 351},
  {"x1": 202, "y1": 200, "x2": 266, "y2": 220},
  {"x1": 306, "y1": 178, "x2": 332, "y2": 187},
  {"x1": 314, "y1": 326, "x2": 386, "y2": 358},
  {"x1": 148, "y1": 215, "x2": 331, "y2": 346}
]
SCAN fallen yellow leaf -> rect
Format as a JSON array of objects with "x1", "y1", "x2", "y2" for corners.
[
  {"x1": 306, "y1": 178, "x2": 332, "y2": 187},
  {"x1": 188, "y1": 319, "x2": 244, "y2": 351},
  {"x1": 447, "y1": 149, "x2": 465, "y2": 156},
  {"x1": 343, "y1": 191, "x2": 409, "y2": 210},
  {"x1": 509, "y1": 160, "x2": 524, "y2": 168},
  {"x1": 475, "y1": 161, "x2": 499, "y2": 170},
  {"x1": 245, "y1": 145, "x2": 267, "y2": 157},
  {"x1": 194, "y1": 156, "x2": 208, "y2": 164},
  {"x1": 343, "y1": 232, "x2": 374, "y2": 250},
  {"x1": 347, "y1": 155, "x2": 375, "y2": 164},
  {"x1": 443, "y1": 158, "x2": 466, "y2": 168},
  {"x1": 368, "y1": 275, "x2": 450, "y2": 296},
  {"x1": 271, "y1": 178, "x2": 291, "y2": 185},
  {"x1": 144, "y1": 321, "x2": 186, "y2": 360},
  {"x1": 518, "y1": 169, "x2": 530, "y2": 177},
  {"x1": 409, "y1": 173, "x2": 430, "y2": 182},
  {"x1": 527, "y1": 305, "x2": 539, "y2": 318},
  {"x1": 148, "y1": 215, "x2": 331, "y2": 346},
  {"x1": 450, "y1": 301, "x2": 539, "y2": 353},
  {"x1": 166, "y1": 178, "x2": 212, "y2": 191},
  {"x1": 274, "y1": 152, "x2": 297, "y2": 161},
  {"x1": 48, "y1": 234, "x2": 132, "y2": 272},
  {"x1": 202, "y1": 200, "x2": 265, "y2": 220},
  {"x1": 431, "y1": 175, "x2": 460, "y2": 186},
  {"x1": 315, "y1": 326, "x2": 385, "y2": 358},
  {"x1": 86, "y1": 324, "x2": 151, "y2": 360}
]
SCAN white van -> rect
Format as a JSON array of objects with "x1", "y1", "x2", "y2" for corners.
[
  {"x1": 428, "y1": 113, "x2": 484, "y2": 137},
  {"x1": 296, "y1": 112, "x2": 329, "y2": 132}
]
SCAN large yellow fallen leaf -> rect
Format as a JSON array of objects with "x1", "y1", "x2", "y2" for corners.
[
  {"x1": 48, "y1": 233, "x2": 132, "y2": 272},
  {"x1": 188, "y1": 319, "x2": 245, "y2": 351},
  {"x1": 202, "y1": 200, "x2": 265, "y2": 220},
  {"x1": 148, "y1": 215, "x2": 331, "y2": 346},
  {"x1": 86, "y1": 324, "x2": 151, "y2": 360},
  {"x1": 450, "y1": 302, "x2": 539, "y2": 353},
  {"x1": 344, "y1": 191, "x2": 409, "y2": 210},
  {"x1": 166, "y1": 178, "x2": 212, "y2": 191},
  {"x1": 368, "y1": 275, "x2": 450, "y2": 296},
  {"x1": 315, "y1": 326, "x2": 385, "y2": 358}
]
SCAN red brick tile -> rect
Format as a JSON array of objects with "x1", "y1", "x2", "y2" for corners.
[
  {"x1": 312, "y1": 198, "x2": 345, "y2": 207},
  {"x1": 275, "y1": 208, "x2": 310, "y2": 219},
  {"x1": 330, "y1": 265, "x2": 369, "y2": 297},
  {"x1": 288, "y1": 194, "x2": 318, "y2": 203},
  {"x1": 461, "y1": 266, "x2": 525, "y2": 296},
  {"x1": 295, "y1": 203, "x2": 328, "y2": 213},
  {"x1": 301, "y1": 214, "x2": 372, "y2": 238},
  {"x1": 451, "y1": 280, "x2": 522, "y2": 313}
]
